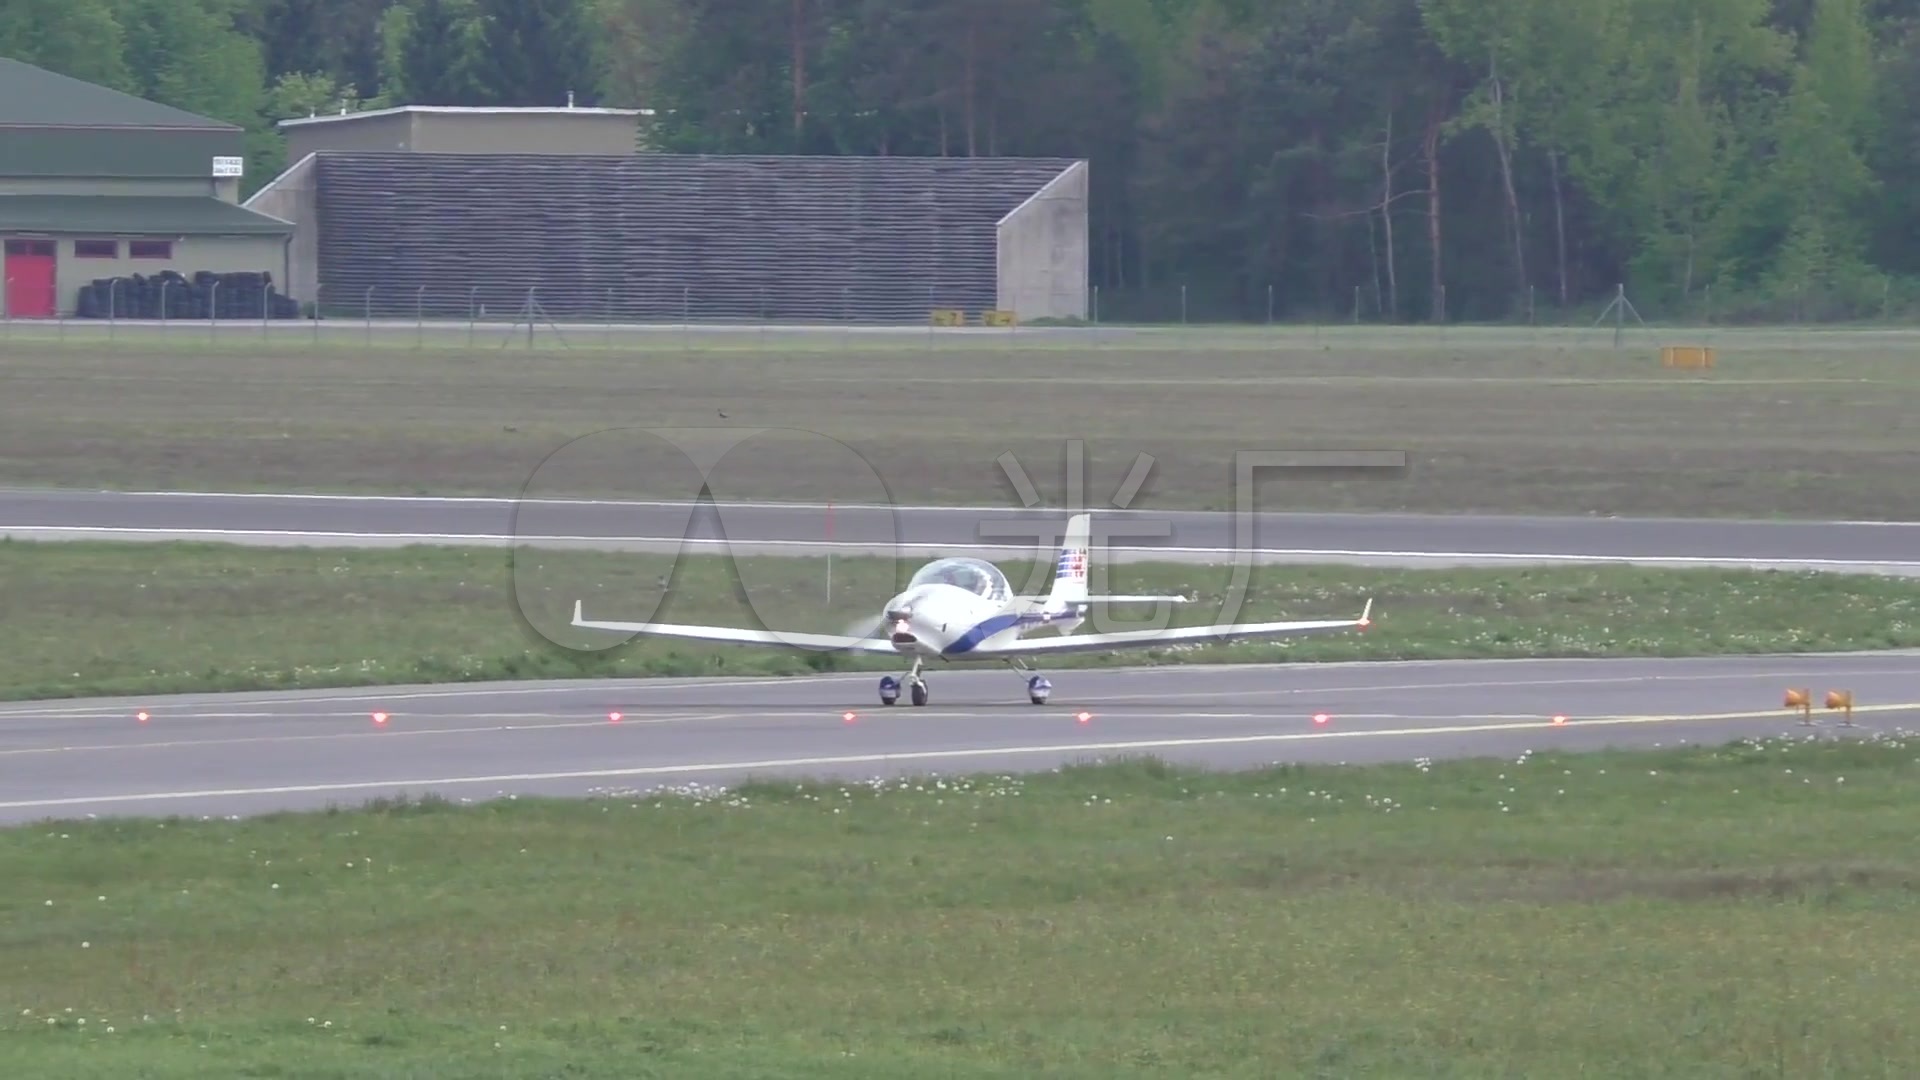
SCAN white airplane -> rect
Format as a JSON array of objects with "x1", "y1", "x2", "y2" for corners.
[{"x1": 571, "y1": 512, "x2": 1373, "y2": 707}]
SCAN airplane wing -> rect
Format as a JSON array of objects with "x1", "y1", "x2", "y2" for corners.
[
  {"x1": 570, "y1": 601, "x2": 903, "y2": 654},
  {"x1": 962, "y1": 599, "x2": 1373, "y2": 659}
]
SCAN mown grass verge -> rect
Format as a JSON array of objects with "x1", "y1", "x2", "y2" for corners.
[
  {"x1": 6, "y1": 337, "x2": 1920, "y2": 517},
  {"x1": 8, "y1": 538, "x2": 1920, "y2": 701},
  {"x1": 6, "y1": 736, "x2": 1920, "y2": 1076}
]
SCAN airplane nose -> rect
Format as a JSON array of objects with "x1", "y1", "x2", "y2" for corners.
[{"x1": 884, "y1": 592, "x2": 920, "y2": 644}]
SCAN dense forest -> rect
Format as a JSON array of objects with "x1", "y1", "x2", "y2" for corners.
[{"x1": 4, "y1": 0, "x2": 1917, "y2": 323}]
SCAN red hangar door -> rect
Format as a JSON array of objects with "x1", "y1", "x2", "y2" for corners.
[{"x1": 4, "y1": 239, "x2": 57, "y2": 318}]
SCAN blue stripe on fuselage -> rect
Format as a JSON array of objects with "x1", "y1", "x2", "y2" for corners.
[{"x1": 944, "y1": 608, "x2": 1077, "y2": 655}]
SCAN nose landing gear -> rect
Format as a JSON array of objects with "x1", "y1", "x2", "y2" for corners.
[{"x1": 878, "y1": 661, "x2": 929, "y2": 706}]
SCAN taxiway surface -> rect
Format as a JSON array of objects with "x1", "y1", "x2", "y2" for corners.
[
  {"x1": 3, "y1": 488, "x2": 1918, "y2": 573},
  {"x1": 3, "y1": 652, "x2": 1916, "y2": 823}
]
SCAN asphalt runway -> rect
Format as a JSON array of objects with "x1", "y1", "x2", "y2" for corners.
[
  {"x1": 4, "y1": 488, "x2": 1919, "y2": 573},
  {"x1": 4, "y1": 652, "x2": 1916, "y2": 823}
]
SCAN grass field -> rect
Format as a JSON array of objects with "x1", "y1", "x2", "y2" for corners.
[
  {"x1": 5, "y1": 323, "x2": 1920, "y2": 518},
  {"x1": 7, "y1": 737, "x2": 1920, "y2": 1076},
  {"x1": 8, "y1": 538, "x2": 1919, "y2": 701}
]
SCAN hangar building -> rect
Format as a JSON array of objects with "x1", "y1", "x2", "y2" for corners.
[
  {"x1": 0, "y1": 56, "x2": 295, "y2": 320},
  {"x1": 246, "y1": 107, "x2": 1088, "y2": 324},
  {"x1": 248, "y1": 104, "x2": 646, "y2": 306}
]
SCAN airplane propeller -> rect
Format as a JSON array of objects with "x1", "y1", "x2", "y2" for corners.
[{"x1": 840, "y1": 610, "x2": 888, "y2": 640}]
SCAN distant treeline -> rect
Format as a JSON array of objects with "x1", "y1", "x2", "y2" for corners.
[{"x1": 7, "y1": 0, "x2": 1918, "y2": 323}]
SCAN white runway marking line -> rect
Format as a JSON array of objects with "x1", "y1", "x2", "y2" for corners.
[
  {"x1": 0, "y1": 711, "x2": 741, "y2": 757},
  {"x1": 0, "y1": 673, "x2": 880, "y2": 719},
  {"x1": 4, "y1": 525, "x2": 1919, "y2": 572},
  {"x1": 86, "y1": 490, "x2": 1197, "y2": 516},
  {"x1": 0, "y1": 709, "x2": 1627, "y2": 758},
  {"x1": 1067, "y1": 667, "x2": 1920, "y2": 704},
  {"x1": 42, "y1": 489, "x2": 1920, "y2": 527},
  {"x1": 8, "y1": 661, "x2": 1918, "y2": 725},
  {"x1": 6, "y1": 703, "x2": 1917, "y2": 812},
  {"x1": 4, "y1": 656, "x2": 1919, "y2": 722}
]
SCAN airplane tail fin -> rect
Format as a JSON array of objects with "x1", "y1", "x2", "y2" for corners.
[{"x1": 1047, "y1": 513, "x2": 1092, "y2": 606}]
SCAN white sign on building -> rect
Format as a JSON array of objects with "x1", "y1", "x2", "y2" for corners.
[{"x1": 212, "y1": 156, "x2": 245, "y2": 177}]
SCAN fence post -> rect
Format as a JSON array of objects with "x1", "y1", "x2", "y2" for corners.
[
  {"x1": 415, "y1": 285, "x2": 426, "y2": 348},
  {"x1": 365, "y1": 286, "x2": 375, "y2": 346},
  {"x1": 209, "y1": 280, "x2": 220, "y2": 346},
  {"x1": 467, "y1": 285, "x2": 479, "y2": 347}
]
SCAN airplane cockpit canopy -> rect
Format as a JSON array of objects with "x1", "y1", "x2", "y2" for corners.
[{"x1": 907, "y1": 556, "x2": 1012, "y2": 604}]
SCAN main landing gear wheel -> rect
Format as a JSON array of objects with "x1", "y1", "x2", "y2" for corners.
[
  {"x1": 877, "y1": 673, "x2": 931, "y2": 707},
  {"x1": 1027, "y1": 675, "x2": 1052, "y2": 705}
]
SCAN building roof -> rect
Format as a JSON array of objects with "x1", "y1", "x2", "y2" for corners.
[
  {"x1": 278, "y1": 104, "x2": 648, "y2": 129},
  {"x1": 0, "y1": 57, "x2": 239, "y2": 131},
  {"x1": 0, "y1": 195, "x2": 293, "y2": 236}
]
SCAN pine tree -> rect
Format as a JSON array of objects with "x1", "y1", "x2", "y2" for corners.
[{"x1": 472, "y1": 0, "x2": 595, "y2": 107}]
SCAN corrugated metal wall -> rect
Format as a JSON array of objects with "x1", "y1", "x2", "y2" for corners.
[{"x1": 312, "y1": 151, "x2": 1080, "y2": 322}]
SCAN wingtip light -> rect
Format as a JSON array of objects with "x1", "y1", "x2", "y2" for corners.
[
  {"x1": 1076, "y1": 711, "x2": 1092, "y2": 724},
  {"x1": 1312, "y1": 712, "x2": 1330, "y2": 725},
  {"x1": 372, "y1": 711, "x2": 389, "y2": 726},
  {"x1": 608, "y1": 711, "x2": 622, "y2": 723},
  {"x1": 136, "y1": 710, "x2": 149, "y2": 723}
]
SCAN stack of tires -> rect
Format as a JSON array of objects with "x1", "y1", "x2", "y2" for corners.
[{"x1": 74, "y1": 269, "x2": 302, "y2": 319}]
